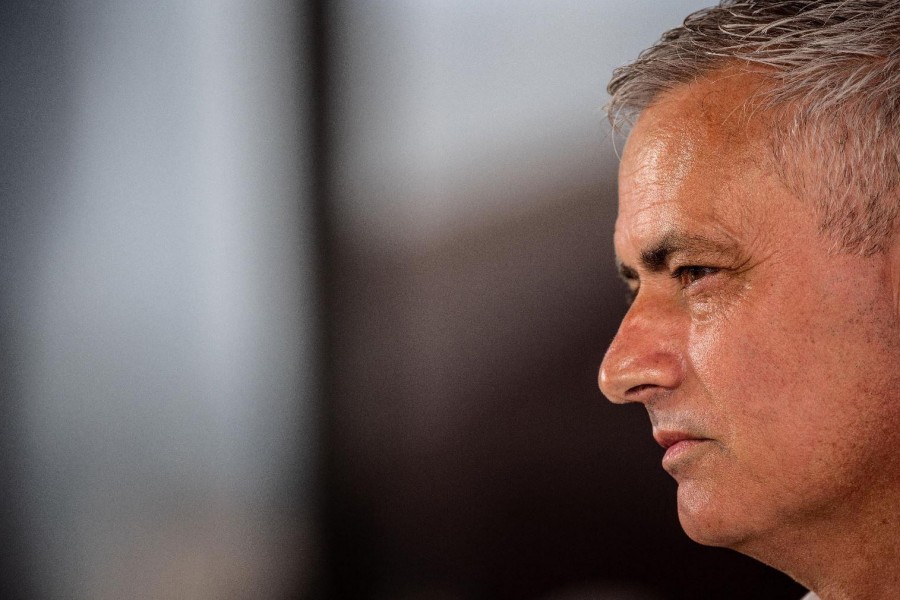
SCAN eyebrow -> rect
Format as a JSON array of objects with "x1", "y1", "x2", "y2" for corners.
[{"x1": 617, "y1": 231, "x2": 738, "y2": 281}]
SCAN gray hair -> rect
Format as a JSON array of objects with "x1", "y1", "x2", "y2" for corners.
[{"x1": 608, "y1": 0, "x2": 900, "y2": 255}]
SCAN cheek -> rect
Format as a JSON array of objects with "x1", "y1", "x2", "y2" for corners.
[
  {"x1": 687, "y1": 279, "x2": 900, "y2": 497},
  {"x1": 687, "y1": 308, "x2": 799, "y2": 422},
  {"x1": 682, "y1": 313, "x2": 834, "y2": 540},
  {"x1": 686, "y1": 301, "x2": 826, "y2": 469},
  {"x1": 688, "y1": 267, "x2": 844, "y2": 425}
]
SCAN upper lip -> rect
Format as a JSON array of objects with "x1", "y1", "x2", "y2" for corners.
[{"x1": 653, "y1": 430, "x2": 709, "y2": 450}]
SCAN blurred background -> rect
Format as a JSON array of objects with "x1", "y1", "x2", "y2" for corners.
[{"x1": 1, "y1": 1, "x2": 805, "y2": 599}]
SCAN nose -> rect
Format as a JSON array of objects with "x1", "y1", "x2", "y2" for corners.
[{"x1": 598, "y1": 291, "x2": 685, "y2": 404}]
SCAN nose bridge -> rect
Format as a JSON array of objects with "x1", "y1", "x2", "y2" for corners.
[{"x1": 599, "y1": 289, "x2": 685, "y2": 404}]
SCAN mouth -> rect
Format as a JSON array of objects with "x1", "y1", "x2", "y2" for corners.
[
  {"x1": 653, "y1": 430, "x2": 714, "y2": 469},
  {"x1": 653, "y1": 430, "x2": 707, "y2": 449}
]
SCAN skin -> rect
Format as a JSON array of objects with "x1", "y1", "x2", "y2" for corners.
[{"x1": 598, "y1": 71, "x2": 900, "y2": 599}]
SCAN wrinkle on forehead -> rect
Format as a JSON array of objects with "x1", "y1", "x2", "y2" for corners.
[
  {"x1": 620, "y1": 66, "x2": 773, "y2": 182},
  {"x1": 614, "y1": 70, "x2": 781, "y2": 266},
  {"x1": 616, "y1": 120, "x2": 743, "y2": 259},
  {"x1": 619, "y1": 116, "x2": 700, "y2": 209}
]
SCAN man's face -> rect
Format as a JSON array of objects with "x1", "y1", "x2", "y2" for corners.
[{"x1": 598, "y1": 73, "x2": 900, "y2": 556}]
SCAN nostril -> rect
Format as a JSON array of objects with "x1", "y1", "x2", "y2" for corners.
[
  {"x1": 623, "y1": 382, "x2": 670, "y2": 404},
  {"x1": 626, "y1": 383, "x2": 656, "y2": 396}
]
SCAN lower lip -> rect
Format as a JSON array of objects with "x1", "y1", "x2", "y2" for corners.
[{"x1": 662, "y1": 439, "x2": 710, "y2": 466}]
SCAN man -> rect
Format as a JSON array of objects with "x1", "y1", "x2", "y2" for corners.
[{"x1": 597, "y1": 2, "x2": 900, "y2": 599}]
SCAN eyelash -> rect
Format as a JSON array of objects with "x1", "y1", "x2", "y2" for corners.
[
  {"x1": 671, "y1": 265, "x2": 720, "y2": 287},
  {"x1": 624, "y1": 265, "x2": 720, "y2": 304}
]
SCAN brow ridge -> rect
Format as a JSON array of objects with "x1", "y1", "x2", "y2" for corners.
[{"x1": 618, "y1": 231, "x2": 738, "y2": 278}]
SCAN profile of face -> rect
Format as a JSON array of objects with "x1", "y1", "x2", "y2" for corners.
[{"x1": 598, "y1": 72, "x2": 900, "y2": 558}]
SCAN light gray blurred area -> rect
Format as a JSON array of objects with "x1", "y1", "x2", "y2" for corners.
[
  {"x1": 1, "y1": 1, "x2": 770, "y2": 600},
  {"x1": 3, "y1": 1, "x2": 317, "y2": 598}
]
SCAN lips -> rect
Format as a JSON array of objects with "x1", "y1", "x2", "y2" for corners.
[
  {"x1": 653, "y1": 430, "x2": 706, "y2": 450},
  {"x1": 654, "y1": 430, "x2": 713, "y2": 469}
]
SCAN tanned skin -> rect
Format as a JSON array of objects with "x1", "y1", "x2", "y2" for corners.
[{"x1": 599, "y1": 70, "x2": 900, "y2": 600}]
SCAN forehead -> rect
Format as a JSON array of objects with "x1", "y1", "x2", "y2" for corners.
[{"x1": 615, "y1": 72, "x2": 777, "y2": 257}]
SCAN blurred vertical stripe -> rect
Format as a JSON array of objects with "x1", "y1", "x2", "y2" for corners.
[{"x1": 1, "y1": 2, "x2": 319, "y2": 598}]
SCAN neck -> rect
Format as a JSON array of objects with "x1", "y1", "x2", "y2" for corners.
[{"x1": 741, "y1": 483, "x2": 900, "y2": 599}]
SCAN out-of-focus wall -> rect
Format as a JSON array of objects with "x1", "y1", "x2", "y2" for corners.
[
  {"x1": 1, "y1": 2, "x2": 318, "y2": 598},
  {"x1": 332, "y1": 0, "x2": 710, "y2": 246}
]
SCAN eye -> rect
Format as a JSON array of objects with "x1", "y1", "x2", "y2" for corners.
[{"x1": 672, "y1": 265, "x2": 719, "y2": 287}]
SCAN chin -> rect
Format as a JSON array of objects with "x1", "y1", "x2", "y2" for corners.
[
  {"x1": 678, "y1": 511, "x2": 746, "y2": 548},
  {"x1": 675, "y1": 483, "x2": 756, "y2": 549}
]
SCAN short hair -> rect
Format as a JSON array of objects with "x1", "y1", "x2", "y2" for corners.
[{"x1": 607, "y1": 0, "x2": 900, "y2": 255}]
